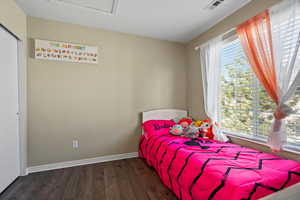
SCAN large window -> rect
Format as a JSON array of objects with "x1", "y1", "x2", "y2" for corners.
[{"x1": 220, "y1": 36, "x2": 300, "y2": 148}]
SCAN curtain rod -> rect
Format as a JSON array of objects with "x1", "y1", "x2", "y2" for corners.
[{"x1": 194, "y1": 27, "x2": 236, "y2": 51}]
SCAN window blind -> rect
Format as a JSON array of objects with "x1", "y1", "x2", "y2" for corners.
[{"x1": 220, "y1": 36, "x2": 300, "y2": 147}]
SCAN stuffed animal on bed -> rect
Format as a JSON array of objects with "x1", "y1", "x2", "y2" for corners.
[
  {"x1": 178, "y1": 118, "x2": 193, "y2": 128},
  {"x1": 194, "y1": 120, "x2": 203, "y2": 127},
  {"x1": 172, "y1": 116, "x2": 183, "y2": 124},
  {"x1": 199, "y1": 120, "x2": 214, "y2": 139},
  {"x1": 170, "y1": 124, "x2": 184, "y2": 136},
  {"x1": 183, "y1": 125, "x2": 200, "y2": 138}
]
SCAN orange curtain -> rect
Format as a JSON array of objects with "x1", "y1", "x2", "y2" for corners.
[{"x1": 237, "y1": 11, "x2": 279, "y2": 105}]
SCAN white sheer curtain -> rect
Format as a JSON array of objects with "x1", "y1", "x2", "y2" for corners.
[
  {"x1": 268, "y1": 0, "x2": 300, "y2": 150},
  {"x1": 200, "y1": 36, "x2": 229, "y2": 142}
]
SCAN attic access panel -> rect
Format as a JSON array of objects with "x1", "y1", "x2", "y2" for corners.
[{"x1": 52, "y1": 0, "x2": 118, "y2": 14}]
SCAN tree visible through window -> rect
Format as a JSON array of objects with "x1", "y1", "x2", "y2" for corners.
[{"x1": 220, "y1": 37, "x2": 300, "y2": 147}]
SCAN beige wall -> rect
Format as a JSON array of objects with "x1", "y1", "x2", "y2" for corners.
[
  {"x1": 186, "y1": 0, "x2": 300, "y2": 161},
  {"x1": 27, "y1": 17, "x2": 187, "y2": 166},
  {"x1": 0, "y1": 0, "x2": 27, "y2": 40},
  {"x1": 0, "y1": 0, "x2": 27, "y2": 174}
]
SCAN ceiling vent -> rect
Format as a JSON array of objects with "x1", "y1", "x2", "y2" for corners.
[
  {"x1": 49, "y1": 0, "x2": 119, "y2": 15},
  {"x1": 206, "y1": 0, "x2": 225, "y2": 10}
]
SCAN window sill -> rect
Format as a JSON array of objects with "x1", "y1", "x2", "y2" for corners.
[{"x1": 223, "y1": 131, "x2": 300, "y2": 156}]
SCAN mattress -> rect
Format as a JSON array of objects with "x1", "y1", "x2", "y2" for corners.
[{"x1": 138, "y1": 134, "x2": 300, "y2": 200}]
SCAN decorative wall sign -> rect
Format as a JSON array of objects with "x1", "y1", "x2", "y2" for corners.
[{"x1": 34, "y1": 39, "x2": 98, "y2": 64}]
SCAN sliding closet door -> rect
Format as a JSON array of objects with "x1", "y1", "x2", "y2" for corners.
[{"x1": 0, "y1": 26, "x2": 20, "y2": 193}]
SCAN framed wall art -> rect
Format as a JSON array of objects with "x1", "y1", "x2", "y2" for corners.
[{"x1": 34, "y1": 39, "x2": 98, "y2": 64}]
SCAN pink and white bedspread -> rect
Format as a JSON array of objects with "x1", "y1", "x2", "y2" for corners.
[{"x1": 139, "y1": 134, "x2": 300, "y2": 200}]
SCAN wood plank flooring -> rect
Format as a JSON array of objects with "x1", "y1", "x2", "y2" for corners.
[{"x1": 0, "y1": 158, "x2": 177, "y2": 200}]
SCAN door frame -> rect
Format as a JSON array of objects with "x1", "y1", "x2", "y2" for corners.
[
  {"x1": 0, "y1": 24, "x2": 27, "y2": 176},
  {"x1": 17, "y1": 37, "x2": 27, "y2": 176}
]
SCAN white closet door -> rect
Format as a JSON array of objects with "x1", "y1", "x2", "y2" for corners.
[{"x1": 0, "y1": 27, "x2": 20, "y2": 193}]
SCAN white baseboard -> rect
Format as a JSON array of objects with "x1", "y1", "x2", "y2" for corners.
[{"x1": 26, "y1": 152, "x2": 138, "y2": 174}]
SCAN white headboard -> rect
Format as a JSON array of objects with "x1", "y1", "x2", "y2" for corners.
[{"x1": 142, "y1": 109, "x2": 188, "y2": 123}]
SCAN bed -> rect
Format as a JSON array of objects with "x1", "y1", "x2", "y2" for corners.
[{"x1": 138, "y1": 109, "x2": 300, "y2": 200}]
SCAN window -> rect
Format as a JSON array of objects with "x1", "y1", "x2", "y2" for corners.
[{"x1": 219, "y1": 36, "x2": 300, "y2": 148}]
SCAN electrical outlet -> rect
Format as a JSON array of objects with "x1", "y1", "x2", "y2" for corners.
[{"x1": 72, "y1": 140, "x2": 79, "y2": 149}]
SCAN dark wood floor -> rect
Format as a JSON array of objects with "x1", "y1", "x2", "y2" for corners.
[{"x1": 0, "y1": 158, "x2": 177, "y2": 200}]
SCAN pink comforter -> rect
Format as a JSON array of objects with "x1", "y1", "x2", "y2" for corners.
[{"x1": 139, "y1": 134, "x2": 300, "y2": 200}]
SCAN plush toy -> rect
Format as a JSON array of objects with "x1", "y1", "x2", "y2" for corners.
[
  {"x1": 194, "y1": 120, "x2": 203, "y2": 127},
  {"x1": 173, "y1": 116, "x2": 192, "y2": 124},
  {"x1": 200, "y1": 120, "x2": 214, "y2": 139},
  {"x1": 183, "y1": 125, "x2": 200, "y2": 138},
  {"x1": 178, "y1": 118, "x2": 193, "y2": 128},
  {"x1": 172, "y1": 116, "x2": 183, "y2": 124},
  {"x1": 170, "y1": 124, "x2": 184, "y2": 136}
]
